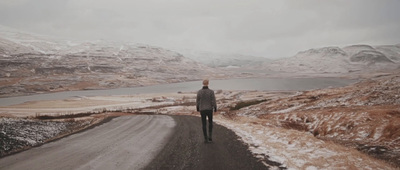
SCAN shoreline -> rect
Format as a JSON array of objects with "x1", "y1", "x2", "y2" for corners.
[
  {"x1": 0, "y1": 77, "x2": 399, "y2": 168},
  {"x1": 0, "y1": 70, "x2": 368, "y2": 99},
  {"x1": 0, "y1": 76, "x2": 358, "y2": 107},
  {"x1": 1, "y1": 72, "x2": 399, "y2": 168}
]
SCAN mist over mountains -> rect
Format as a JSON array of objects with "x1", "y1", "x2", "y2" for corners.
[
  {"x1": 0, "y1": 25, "x2": 399, "y2": 97},
  {"x1": 265, "y1": 44, "x2": 400, "y2": 74},
  {"x1": 173, "y1": 49, "x2": 272, "y2": 68},
  {"x1": 0, "y1": 25, "x2": 217, "y2": 97}
]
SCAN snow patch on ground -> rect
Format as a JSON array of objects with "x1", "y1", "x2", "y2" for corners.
[
  {"x1": 215, "y1": 116, "x2": 394, "y2": 170},
  {"x1": 0, "y1": 117, "x2": 94, "y2": 156}
]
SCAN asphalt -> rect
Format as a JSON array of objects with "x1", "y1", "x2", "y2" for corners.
[
  {"x1": 0, "y1": 115, "x2": 175, "y2": 170},
  {"x1": 145, "y1": 115, "x2": 270, "y2": 170},
  {"x1": 0, "y1": 115, "x2": 278, "y2": 170}
]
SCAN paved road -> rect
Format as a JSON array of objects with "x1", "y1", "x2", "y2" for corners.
[
  {"x1": 0, "y1": 115, "x2": 273, "y2": 170},
  {"x1": 0, "y1": 115, "x2": 176, "y2": 170},
  {"x1": 145, "y1": 115, "x2": 270, "y2": 170}
]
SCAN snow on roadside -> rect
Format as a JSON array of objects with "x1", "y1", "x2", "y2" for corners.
[
  {"x1": 214, "y1": 115, "x2": 394, "y2": 170},
  {"x1": 0, "y1": 117, "x2": 93, "y2": 156}
]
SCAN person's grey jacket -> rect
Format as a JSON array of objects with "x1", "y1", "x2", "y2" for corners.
[{"x1": 196, "y1": 86, "x2": 217, "y2": 112}]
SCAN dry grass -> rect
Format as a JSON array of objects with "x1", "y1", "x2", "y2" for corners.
[
  {"x1": 382, "y1": 122, "x2": 400, "y2": 140},
  {"x1": 388, "y1": 110, "x2": 400, "y2": 117},
  {"x1": 230, "y1": 99, "x2": 268, "y2": 111},
  {"x1": 34, "y1": 112, "x2": 101, "y2": 120},
  {"x1": 3, "y1": 98, "x2": 123, "y2": 109}
]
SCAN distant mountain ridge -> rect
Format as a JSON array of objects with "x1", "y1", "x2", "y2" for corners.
[
  {"x1": 174, "y1": 49, "x2": 272, "y2": 68},
  {"x1": 265, "y1": 44, "x2": 400, "y2": 74},
  {"x1": 0, "y1": 25, "x2": 215, "y2": 97},
  {"x1": 343, "y1": 45, "x2": 395, "y2": 64}
]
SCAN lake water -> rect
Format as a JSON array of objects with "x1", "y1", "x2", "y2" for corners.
[{"x1": 0, "y1": 77, "x2": 357, "y2": 107}]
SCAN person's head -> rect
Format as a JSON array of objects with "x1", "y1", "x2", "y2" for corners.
[{"x1": 202, "y1": 79, "x2": 209, "y2": 86}]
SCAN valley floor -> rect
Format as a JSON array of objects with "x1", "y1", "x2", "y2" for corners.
[{"x1": 1, "y1": 72, "x2": 400, "y2": 169}]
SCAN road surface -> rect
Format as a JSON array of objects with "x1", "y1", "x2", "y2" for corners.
[{"x1": 0, "y1": 115, "x2": 274, "y2": 170}]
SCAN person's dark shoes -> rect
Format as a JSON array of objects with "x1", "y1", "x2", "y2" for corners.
[
  {"x1": 208, "y1": 137, "x2": 212, "y2": 142},
  {"x1": 204, "y1": 138, "x2": 209, "y2": 143}
]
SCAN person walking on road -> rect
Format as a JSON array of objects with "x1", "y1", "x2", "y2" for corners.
[{"x1": 196, "y1": 79, "x2": 217, "y2": 143}]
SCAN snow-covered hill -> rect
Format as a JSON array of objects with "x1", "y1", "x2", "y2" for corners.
[
  {"x1": 0, "y1": 25, "x2": 215, "y2": 97},
  {"x1": 174, "y1": 49, "x2": 272, "y2": 68},
  {"x1": 343, "y1": 45, "x2": 395, "y2": 65},
  {"x1": 265, "y1": 44, "x2": 400, "y2": 74},
  {"x1": 375, "y1": 44, "x2": 400, "y2": 62}
]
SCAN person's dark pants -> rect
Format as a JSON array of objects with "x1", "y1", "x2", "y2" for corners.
[{"x1": 200, "y1": 110, "x2": 213, "y2": 140}]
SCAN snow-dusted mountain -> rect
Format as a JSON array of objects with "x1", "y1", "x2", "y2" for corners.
[
  {"x1": 174, "y1": 49, "x2": 272, "y2": 68},
  {"x1": 0, "y1": 25, "x2": 214, "y2": 97},
  {"x1": 371, "y1": 45, "x2": 400, "y2": 62},
  {"x1": 265, "y1": 44, "x2": 400, "y2": 74},
  {"x1": 343, "y1": 45, "x2": 395, "y2": 64}
]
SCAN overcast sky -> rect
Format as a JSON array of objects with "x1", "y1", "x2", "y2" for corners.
[{"x1": 0, "y1": 0, "x2": 399, "y2": 58}]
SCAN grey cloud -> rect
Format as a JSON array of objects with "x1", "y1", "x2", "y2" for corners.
[{"x1": 0, "y1": 0, "x2": 399, "y2": 58}]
